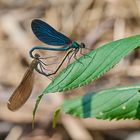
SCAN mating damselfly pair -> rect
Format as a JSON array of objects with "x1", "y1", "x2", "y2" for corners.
[{"x1": 7, "y1": 19, "x2": 88, "y2": 111}]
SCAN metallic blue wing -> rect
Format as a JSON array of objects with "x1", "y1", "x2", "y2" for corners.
[{"x1": 31, "y1": 19, "x2": 72, "y2": 46}]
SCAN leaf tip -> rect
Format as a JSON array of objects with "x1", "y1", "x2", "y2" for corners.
[
  {"x1": 32, "y1": 93, "x2": 44, "y2": 128},
  {"x1": 52, "y1": 108, "x2": 61, "y2": 128}
]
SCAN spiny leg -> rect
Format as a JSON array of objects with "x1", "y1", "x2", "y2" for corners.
[
  {"x1": 73, "y1": 49, "x2": 84, "y2": 66},
  {"x1": 80, "y1": 48, "x2": 92, "y2": 59},
  {"x1": 67, "y1": 50, "x2": 76, "y2": 66},
  {"x1": 40, "y1": 62, "x2": 53, "y2": 74},
  {"x1": 36, "y1": 63, "x2": 53, "y2": 80}
]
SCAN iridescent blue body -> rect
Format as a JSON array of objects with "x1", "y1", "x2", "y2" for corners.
[{"x1": 30, "y1": 19, "x2": 85, "y2": 58}]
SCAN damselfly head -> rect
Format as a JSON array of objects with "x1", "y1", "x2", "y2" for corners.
[
  {"x1": 34, "y1": 53, "x2": 40, "y2": 59},
  {"x1": 80, "y1": 43, "x2": 85, "y2": 48}
]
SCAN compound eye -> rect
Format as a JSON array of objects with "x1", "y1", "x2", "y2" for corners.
[
  {"x1": 81, "y1": 43, "x2": 85, "y2": 48},
  {"x1": 34, "y1": 53, "x2": 40, "y2": 58}
]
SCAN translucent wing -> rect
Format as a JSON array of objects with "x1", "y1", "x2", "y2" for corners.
[
  {"x1": 7, "y1": 61, "x2": 36, "y2": 111},
  {"x1": 31, "y1": 19, "x2": 72, "y2": 46}
]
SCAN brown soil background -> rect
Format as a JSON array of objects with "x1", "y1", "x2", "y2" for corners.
[{"x1": 0, "y1": 0, "x2": 140, "y2": 140}]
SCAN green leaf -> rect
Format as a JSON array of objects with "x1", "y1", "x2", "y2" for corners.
[
  {"x1": 61, "y1": 84, "x2": 140, "y2": 120},
  {"x1": 32, "y1": 35, "x2": 140, "y2": 124},
  {"x1": 44, "y1": 35, "x2": 140, "y2": 93},
  {"x1": 52, "y1": 108, "x2": 61, "y2": 128}
]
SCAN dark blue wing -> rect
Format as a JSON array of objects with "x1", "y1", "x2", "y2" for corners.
[{"x1": 31, "y1": 19, "x2": 72, "y2": 46}]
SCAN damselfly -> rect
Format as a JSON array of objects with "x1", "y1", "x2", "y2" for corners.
[
  {"x1": 7, "y1": 55, "x2": 38, "y2": 111},
  {"x1": 7, "y1": 50, "x2": 73, "y2": 111},
  {"x1": 29, "y1": 19, "x2": 86, "y2": 58}
]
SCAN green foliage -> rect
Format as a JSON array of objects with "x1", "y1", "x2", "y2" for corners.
[
  {"x1": 61, "y1": 85, "x2": 140, "y2": 119},
  {"x1": 52, "y1": 108, "x2": 61, "y2": 128},
  {"x1": 33, "y1": 35, "x2": 140, "y2": 124},
  {"x1": 44, "y1": 35, "x2": 140, "y2": 93}
]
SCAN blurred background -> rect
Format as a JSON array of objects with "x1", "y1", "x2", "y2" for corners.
[{"x1": 1, "y1": 0, "x2": 140, "y2": 140}]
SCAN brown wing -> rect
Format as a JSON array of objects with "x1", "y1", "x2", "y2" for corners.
[{"x1": 7, "y1": 67, "x2": 34, "y2": 111}]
